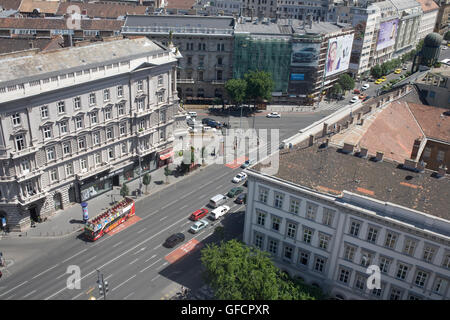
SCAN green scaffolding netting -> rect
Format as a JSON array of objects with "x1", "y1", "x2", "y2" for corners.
[{"x1": 233, "y1": 34, "x2": 292, "y2": 93}]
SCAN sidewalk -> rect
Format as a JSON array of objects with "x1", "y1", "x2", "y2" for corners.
[{"x1": 1, "y1": 163, "x2": 205, "y2": 240}]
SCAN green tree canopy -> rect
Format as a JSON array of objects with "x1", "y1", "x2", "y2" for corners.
[
  {"x1": 444, "y1": 31, "x2": 450, "y2": 41},
  {"x1": 244, "y1": 70, "x2": 274, "y2": 104},
  {"x1": 330, "y1": 82, "x2": 342, "y2": 96},
  {"x1": 371, "y1": 65, "x2": 383, "y2": 78},
  {"x1": 225, "y1": 79, "x2": 247, "y2": 106},
  {"x1": 142, "y1": 173, "x2": 151, "y2": 193},
  {"x1": 120, "y1": 184, "x2": 129, "y2": 198},
  {"x1": 200, "y1": 239, "x2": 323, "y2": 300},
  {"x1": 337, "y1": 74, "x2": 355, "y2": 91}
]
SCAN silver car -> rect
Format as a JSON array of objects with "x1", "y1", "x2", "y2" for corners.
[{"x1": 190, "y1": 219, "x2": 209, "y2": 233}]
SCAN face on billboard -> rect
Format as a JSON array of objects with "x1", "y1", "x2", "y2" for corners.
[
  {"x1": 291, "y1": 42, "x2": 321, "y2": 67},
  {"x1": 376, "y1": 19, "x2": 398, "y2": 51},
  {"x1": 325, "y1": 34, "x2": 354, "y2": 77}
]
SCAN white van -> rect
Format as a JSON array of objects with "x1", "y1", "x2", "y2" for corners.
[
  {"x1": 187, "y1": 117, "x2": 196, "y2": 127},
  {"x1": 209, "y1": 194, "x2": 227, "y2": 208},
  {"x1": 210, "y1": 205, "x2": 230, "y2": 220},
  {"x1": 188, "y1": 111, "x2": 197, "y2": 118}
]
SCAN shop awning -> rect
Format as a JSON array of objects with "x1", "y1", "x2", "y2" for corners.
[{"x1": 159, "y1": 151, "x2": 174, "y2": 160}]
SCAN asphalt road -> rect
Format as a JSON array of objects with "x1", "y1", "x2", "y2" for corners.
[{"x1": 0, "y1": 164, "x2": 247, "y2": 300}]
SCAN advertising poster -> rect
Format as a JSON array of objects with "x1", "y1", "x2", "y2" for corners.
[
  {"x1": 290, "y1": 73, "x2": 305, "y2": 81},
  {"x1": 291, "y1": 42, "x2": 321, "y2": 67},
  {"x1": 325, "y1": 34, "x2": 354, "y2": 77},
  {"x1": 376, "y1": 19, "x2": 398, "y2": 51}
]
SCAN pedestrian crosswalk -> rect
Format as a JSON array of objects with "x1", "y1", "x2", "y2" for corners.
[{"x1": 315, "y1": 102, "x2": 346, "y2": 112}]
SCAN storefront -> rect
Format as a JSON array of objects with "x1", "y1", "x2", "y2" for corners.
[
  {"x1": 158, "y1": 148, "x2": 174, "y2": 167},
  {"x1": 121, "y1": 153, "x2": 157, "y2": 184},
  {"x1": 79, "y1": 170, "x2": 113, "y2": 202}
]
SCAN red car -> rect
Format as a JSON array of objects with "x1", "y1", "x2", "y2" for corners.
[
  {"x1": 353, "y1": 89, "x2": 361, "y2": 94},
  {"x1": 189, "y1": 208, "x2": 209, "y2": 221}
]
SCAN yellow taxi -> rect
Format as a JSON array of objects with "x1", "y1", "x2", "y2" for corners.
[
  {"x1": 381, "y1": 76, "x2": 387, "y2": 81},
  {"x1": 375, "y1": 79, "x2": 383, "y2": 84},
  {"x1": 394, "y1": 69, "x2": 401, "y2": 74}
]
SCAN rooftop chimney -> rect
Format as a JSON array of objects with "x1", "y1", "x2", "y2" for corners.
[
  {"x1": 342, "y1": 143, "x2": 355, "y2": 154},
  {"x1": 410, "y1": 138, "x2": 422, "y2": 160},
  {"x1": 437, "y1": 165, "x2": 447, "y2": 178},
  {"x1": 375, "y1": 151, "x2": 384, "y2": 162}
]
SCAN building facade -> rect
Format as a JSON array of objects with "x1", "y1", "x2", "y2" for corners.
[
  {"x1": 0, "y1": 37, "x2": 186, "y2": 231},
  {"x1": 416, "y1": 0, "x2": 439, "y2": 40}
]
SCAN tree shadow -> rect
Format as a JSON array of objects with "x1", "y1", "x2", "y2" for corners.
[
  {"x1": 154, "y1": 180, "x2": 164, "y2": 185},
  {"x1": 69, "y1": 219, "x2": 85, "y2": 225}
]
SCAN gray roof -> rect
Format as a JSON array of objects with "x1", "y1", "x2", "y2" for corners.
[
  {"x1": 235, "y1": 21, "x2": 293, "y2": 35},
  {"x1": 0, "y1": 8, "x2": 17, "y2": 17},
  {"x1": 292, "y1": 20, "x2": 351, "y2": 35},
  {"x1": 124, "y1": 14, "x2": 235, "y2": 29},
  {"x1": 0, "y1": 37, "x2": 166, "y2": 85}
]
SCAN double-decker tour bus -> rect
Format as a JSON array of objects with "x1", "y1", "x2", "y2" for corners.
[{"x1": 84, "y1": 197, "x2": 135, "y2": 241}]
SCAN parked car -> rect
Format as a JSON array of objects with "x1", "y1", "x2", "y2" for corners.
[
  {"x1": 202, "y1": 118, "x2": 214, "y2": 125},
  {"x1": 381, "y1": 76, "x2": 387, "y2": 81},
  {"x1": 350, "y1": 96, "x2": 359, "y2": 103},
  {"x1": 235, "y1": 193, "x2": 247, "y2": 204},
  {"x1": 394, "y1": 68, "x2": 402, "y2": 74},
  {"x1": 232, "y1": 172, "x2": 248, "y2": 183},
  {"x1": 190, "y1": 219, "x2": 209, "y2": 234},
  {"x1": 361, "y1": 84, "x2": 370, "y2": 90},
  {"x1": 353, "y1": 89, "x2": 361, "y2": 94},
  {"x1": 362, "y1": 95, "x2": 372, "y2": 102},
  {"x1": 227, "y1": 186, "x2": 244, "y2": 198},
  {"x1": 209, "y1": 205, "x2": 230, "y2": 220},
  {"x1": 292, "y1": 47, "x2": 319, "y2": 63},
  {"x1": 358, "y1": 94, "x2": 366, "y2": 100},
  {"x1": 266, "y1": 112, "x2": 281, "y2": 118},
  {"x1": 209, "y1": 194, "x2": 228, "y2": 208},
  {"x1": 163, "y1": 233, "x2": 185, "y2": 248},
  {"x1": 375, "y1": 79, "x2": 383, "y2": 84},
  {"x1": 188, "y1": 111, "x2": 197, "y2": 117},
  {"x1": 240, "y1": 159, "x2": 255, "y2": 168},
  {"x1": 189, "y1": 208, "x2": 209, "y2": 221},
  {"x1": 402, "y1": 65, "x2": 408, "y2": 70}
]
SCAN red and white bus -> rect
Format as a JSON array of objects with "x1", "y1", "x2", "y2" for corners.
[{"x1": 84, "y1": 197, "x2": 135, "y2": 241}]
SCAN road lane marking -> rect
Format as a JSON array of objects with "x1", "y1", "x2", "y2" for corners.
[
  {"x1": 23, "y1": 289, "x2": 37, "y2": 299},
  {"x1": 134, "y1": 247, "x2": 146, "y2": 254},
  {"x1": 181, "y1": 221, "x2": 191, "y2": 227},
  {"x1": 56, "y1": 273, "x2": 66, "y2": 280},
  {"x1": 159, "y1": 216, "x2": 167, "y2": 221},
  {"x1": 112, "y1": 274, "x2": 136, "y2": 292},
  {"x1": 151, "y1": 275, "x2": 160, "y2": 282},
  {"x1": 161, "y1": 201, "x2": 176, "y2": 210},
  {"x1": 61, "y1": 249, "x2": 88, "y2": 264},
  {"x1": 112, "y1": 241, "x2": 123, "y2": 248},
  {"x1": 129, "y1": 258, "x2": 139, "y2": 265},
  {"x1": 180, "y1": 204, "x2": 188, "y2": 210},
  {"x1": 145, "y1": 254, "x2": 157, "y2": 262},
  {"x1": 124, "y1": 292, "x2": 135, "y2": 300},
  {"x1": 137, "y1": 228, "x2": 146, "y2": 234},
  {"x1": 0, "y1": 281, "x2": 28, "y2": 298},
  {"x1": 85, "y1": 256, "x2": 97, "y2": 264},
  {"x1": 153, "y1": 244, "x2": 161, "y2": 250},
  {"x1": 32, "y1": 264, "x2": 59, "y2": 279},
  {"x1": 5, "y1": 294, "x2": 15, "y2": 300},
  {"x1": 139, "y1": 258, "x2": 162, "y2": 273},
  {"x1": 71, "y1": 292, "x2": 84, "y2": 300},
  {"x1": 156, "y1": 262, "x2": 168, "y2": 270},
  {"x1": 105, "y1": 274, "x2": 114, "y2": 281}
]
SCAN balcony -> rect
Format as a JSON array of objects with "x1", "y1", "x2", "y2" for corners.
[
  {"x1": 10, "y1": 145, "x2": 39, "y2": 159},
  {"x1": 18, "y1": 190, "x2": 48, "y2": 206},
  {"x1": 197, "y1": 64, "x2": 206, "y2": 70},
  {"x1": 177, "y1": 79, "x2": 195, "y2": 84},
  {"x1": 16, "y1": 168, "x2": 43, "y2": 183}
]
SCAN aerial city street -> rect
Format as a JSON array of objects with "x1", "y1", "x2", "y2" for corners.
[{"x1": 0, "y1": 0, "x2": 449, "y2": 305}]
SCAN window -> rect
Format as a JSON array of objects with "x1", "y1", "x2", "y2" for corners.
[
  {"x1": 158, "y1": 93, "x2": 164, "y2": 103},
  {"x1": 443, "y1": 254, "x2": 450, "y2": 269},
  {"x1": 422, "y1": 245, "x2": 436, "y2": 263},
  {"x1": 319, "y1": 233, "x2": 330, "y2": 250},
  {"x1": 254, "y1": 233, "x2": 264, "y2": 249},
  {"x1": 78, "y1": 137, "x2": 86, "y2": 150},
  {"x1": 271, "y1": 216, "x2": 281, "y2": 231},
  {"x1": 106, "y1": 127, "x2": 113, "y2": 140},
  {"x1": 437, "y1": 150, "x2": 445, "y2": 162},
  {"x1": 120, "y1": 123, "x2": 126, "y2": 136},
  {"x1": 289, "y1": 198, "x2": 300, "y2": 214},
  {"x1": 40, "y1": 106, "x2": 49, "y2": 119},
  {"x1": 354, "y1": 274, "x2": 366, "y2": 291},
  {"x1": 75, "y1": 117, "x2": 83, "y2": 129},
  {"x1": 50, "y1": 168, "x2": 58, "y2": 182},
  {"x1": 65, "y1": 163, "x2": 73, "y2": 176},
  {"x1": 274, "y1": 193, "x2": 284, "y2": 209},
  {"x1": 256, "y1": 210, "x2": 266, "y2": 226},
  {"x1": 93, "y1": 132, "x2": 100, "y2": 146},
  {"x1": 298, "y1": 251, "x2": 309, "y2": 267},
  {"x1": 303, "y1": 227, "x2": 313, "y2": 244},
  {"x1": 306, "y1": 203, "x2": 317, "y2": 220},
  {"x1": 90, "y1": 112, "x2": 98, "y2": 125},
  {"x1": 89, "y1": 93, "x2": 96, "y2": 105},
  {"x1": 423, "y1": 147, "x2": 431, "y2": 159},
  {"x1": 286, "y1": 222, "x2": 297, "y2": 239},
  {"x1": 322, "y1": 208, "x2": 334, "y2": 226},
  {"x1": 47, "y1": 147, "x2": 55, "y2": 161},
  {"x1": 160, "y1": 128, "x2": 166, "y2": 140},
  {"x1": 21, "y1": 159, "x2": 30, "y2": 174},
  {"x1": 268, "y1": 239, "x2": 278, "y2": 255},
  {"x1": 158, "y1": 75, "x2": 163, "y2": 86},
  {"x1": 371, "y1": 284, "x2": 384, "y2": 298},
  {"x1": 80, "y1": 158, "x2": 87, "y2": 172},
  {"x1": 344, "y1": 245, "x2": 356, "y2": 262},
  {"x1": 57, "y1": 101, "x2": 65, "y2": 114},
  {"x1": 360, "y1": 250, "x2": 373, "y2": 267},
  {"x1": 258, "y1": 188, "x2": 268, "y2": 203},
  {"x1": 314, "y1": 256, "x2": 325, "y2": 273},
  {"x1": 414, "y1": 270, "x2": 428, "y2": 288},
  {"x1": 379, "y1": 256, "x2": 392, "y2": 274},
  {"x1": 160, "y1": 110, "x2": 166, "y2": 123},
  {"x1": 403, "y1": 239, "x2": 417, "y2": 256},
  {"x1": 385, "y1": 232, "x2": 398, "y2": 249},
  {"x1": 139, "y1": 119, "x2": 145, "y2": 130},
  {"x1": 396, "y1": 263, "x2": 409, "y2": 280},
  {"x1": 137, "y1": 80, "x2": 143, "y2": 92},
  {"x1": 433, "y1": 277, "x2": 448, "y2": 295},
  {"x1": 95, "y1": 152, "x2": 101, "y2": 165},
  {"x1": 349, "y1": 220, "x2": 360, "y2": 237},
  {"x1": 283, "y1": 246, "x2": 293, "y2": 261},
  {"x1": 117, "y1": 85, "x2": 123, "y2": 97},
  {"x1": 63, "y1": 142, "x2": 71, "y2": 155},
  {"x1": 105, "y1": 108, "x2": 112, "y2": 120},
  {"x1": 137, "y1": 98, "x2": 145, "y2": 111},
  {"x1": 43, "y1": 126, "x2": 52, "y2": 139},
  {"x1": 118, "y1": 103, "x2": 125, "y2": 116},
  {"x1": 389, "y1": 287, "x2": 403, "y2": 300},
  {"x1": 408, "y1": 294, "x2": 421, "y2": 300},
  {"x1": 25, "y1": 181, "x2": 35, "y2": 196},
  {"x1": 103, "y1": 89, "x2": 110, "y2": 101},
  {"x1": 74, "y1": 97, "x2": 81, "y2": 110},
  {"x1": 15, "y1": 134, "x2": 25, "y2": 151},
  {"x1": 338, "y1": 268, "x2": 351, "y2": 284},
  {"x1": 12, "y1": 113, "x2": 21, "y2": 126},
  {"x1": 59, "y1": 121, "x2": 68, "y2": 135},
  {"x1": 366, "y1": 227, "x2": 379, "y2": 243}
]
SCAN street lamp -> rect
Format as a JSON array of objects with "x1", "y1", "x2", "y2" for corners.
[{"x1": 138, "y1": 145, "x2": 143, "y2": 197}]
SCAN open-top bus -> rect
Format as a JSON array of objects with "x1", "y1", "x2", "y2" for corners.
[{"x1": 84, "y1": 197, "x2": 135, "y2": 241}]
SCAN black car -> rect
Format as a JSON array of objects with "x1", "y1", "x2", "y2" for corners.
[
  {"x1": 163, "y1": 233, "x2": 185, "y2": 248},
  {"x1": 235, "y1": 193, "x2": 247, "y2": 204},
  {"x1": 363, "y1": 96, "x2": 372, "y2": 102}
]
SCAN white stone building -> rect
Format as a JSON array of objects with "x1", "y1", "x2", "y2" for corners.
[
  {"x1": 416, "y1": 0, "x2": 440, "y2": 40},
  {"x1": 0, "y1": 37, "x2": 187, "y2": 231}
]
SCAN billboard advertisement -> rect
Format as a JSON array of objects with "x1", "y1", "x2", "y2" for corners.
[
  {"x1": 325, "y1": 34, "x2": 354, "y2": 77},
  {"x1": 291, "y1": 42, "x2": 321, "y2": 67},
  {"x1": 290, "y1": 73, "x2": 305, "y2": 81},
  {"x1": 376, "y1": 19, "x2": 398, "y2": 51}
]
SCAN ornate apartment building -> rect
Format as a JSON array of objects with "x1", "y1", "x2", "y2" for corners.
[
  {"x1": 0, "y1": 37, "x2": 186, "y2": 232},
  {"x1": 244, "y1": 145, "x2": 450, "y2": 300}
]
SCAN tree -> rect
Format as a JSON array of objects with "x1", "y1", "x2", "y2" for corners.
[
  {"x1": 225, "y1": 79, "x2": 247, "y2": 107},
  {"x1": 142, "y1": 173, "x2": 151, "y2": 194},
  {"x1": 330, "y1": 82, "x2": 342, "y2": 98},
  {"x1": 244, "y1": 70, "x2": 274, "y2": 107},
  {"x1": 164, "y1": 164, "x2": 170, "y2": 184},
  {"x1": 444, "y1": 31, "x2": 450, "y2": 41},
  {"x1": 337, "y1": 74, "x2": 355, "y2": 92},
  {"x1": 371, "y1": 65, "x2": 382, "y2": 79},
  {"x1": 120, "y1": 184, "x2": 129, "y2": 198},
  {"x1": 200, "y1": 239, "x2": 324, "y2": 300},
  {"x1": 416, "y1": 39, "x2": 424, "y2": 52}
]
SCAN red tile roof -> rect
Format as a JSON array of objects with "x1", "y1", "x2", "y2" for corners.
[
  {"x1": 0, "y1": 0, "x2": 22, "y2": 10},
  {"x1": 415, "y1": 0, "x2": 439, "y2": 13},
  {"x1": 0, "y1": 17, "x2": 124, "y2": 30},
  {"x1": 165, "y1": 0, "x2": 196, "y2": 10},
  {"x1": 408, "y1": 103, "x2": 450, "y2": 142},
  {"x1": 57, "y1": 1, "x2": 148, "y2": 19},
  {"x1": 19, "y1": 0, "x2": 60, "y2": 14}
]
